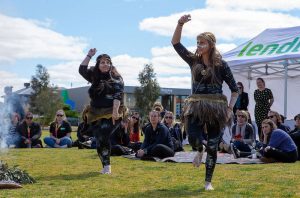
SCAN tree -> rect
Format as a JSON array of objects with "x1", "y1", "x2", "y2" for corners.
[
  {"x1": 29, "y1": 65, "x2": 63, "y2": 125},
  {"x1": 63, "y1": 104, "x2": 79, "y2": 118},
  {"x1": 134, "y1": 64, "x2": 160, "y2": 121}
]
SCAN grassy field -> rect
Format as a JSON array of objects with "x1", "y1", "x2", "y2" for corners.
[{"x1": 1, "y1": 132, "x2": 300, "y2": 198}]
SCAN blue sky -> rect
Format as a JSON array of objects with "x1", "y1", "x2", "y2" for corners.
[{"x1": 1, "y1": 0, "x2": 300, "y2": 99}]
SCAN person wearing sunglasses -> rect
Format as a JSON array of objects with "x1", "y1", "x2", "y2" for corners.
[
  {"x1": 79, "y1": 48, "x2": 124, "y2": 174},
  {"x1": 129, "y1": 112, "x2": 141, "y2": 143},
  {"x1": 259, "y1": 119, "x2": 297, "y2": 163},
  {"x1": 230, "y1": 110, "x2": 255, "y2": 158},
  {"x1": 16, "y1": 112, "x2": 42, "y2": 148},
  {"x1": 233, "y1": 82, "x2": 249, "y2": 122},
  {"x1": 267, "y1": 110, "x2": 290, "y2": 133},
  {"x1": 163, "y1": 111, "x2": 184, "y2": 152},
  {"x1": 44, "y1": 109, "x2": 72, "y2": 148},
  {"x1": 172, "y1": 14, "x2": 238, "y2": 190}
]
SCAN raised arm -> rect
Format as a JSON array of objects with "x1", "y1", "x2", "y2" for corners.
[
  {"x1": 79, "y1": 48, "x2": 97, "y2": 82},
  {"x1": 81, "y1": 48, "x2": 96, "y2": 65},
  {"x1": 171, "y1": 14, "x2": 191, "y2": 45}
]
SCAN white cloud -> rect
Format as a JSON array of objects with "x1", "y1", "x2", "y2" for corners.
[
  {"x1": 47, "y1": 61, "x2": 87, "y2": 88},
  {"x1": 206, "y1": 0, "x2": 300, "y2": 11},
  {"x1": 47, "y1": 54, "x2": 150, "y2": 88},
  {"x1": 112, "y1": 54, "x2": 150, "y2": 86},
  {"x1": 140, "y1": 6, "x2": 300, "y2": 41},
  {"x1": 0, "y1": 14, "x2": 88, "y2": 65},
  {"x1": 158, "y1": 76, "x2": 191, "y2": 89}
]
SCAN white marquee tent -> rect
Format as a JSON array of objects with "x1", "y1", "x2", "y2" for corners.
[{"x1": 222, "y1": 26, "x2": 300, "y2": 120}]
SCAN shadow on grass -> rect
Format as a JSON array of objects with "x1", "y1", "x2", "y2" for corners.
[
  {"x1": 122, "y1": 185, "x2": 207, "y2": 198},
  {"x1": 35, "y1": 171, "x2": 99, "y2": 181}
]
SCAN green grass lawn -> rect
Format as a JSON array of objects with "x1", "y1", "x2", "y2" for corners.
[{"x1": 1, "y1": 135, "x2": 300, "y2": 197}]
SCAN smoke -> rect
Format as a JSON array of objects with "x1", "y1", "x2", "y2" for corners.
[{"x1": 0, "y1": 103, "x2": 12, "y2": 150}]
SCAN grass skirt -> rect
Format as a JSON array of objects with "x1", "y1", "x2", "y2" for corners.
[{"x1": 184, "y1": 94, "x2": 232, "y2": 130}]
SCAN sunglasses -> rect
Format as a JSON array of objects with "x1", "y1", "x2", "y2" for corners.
[
  {"x1": 26, "y1": 117, "x2": 33, "y2": 120},
  {"x1": 132, "y1": 116, "x2": 139, "y2": 120},
  {"x1": 165, "y1": 116, "x2": 173, "y2": 119},
  {"x1": 237, "y1": 87, "x2": 242, "y2": 89},
  {"x1": 268, "y1": 115, "x2": 275, "y2": 119},
  {"x1": 57, "y1": 114, "x2": 64, "y2": 117}
]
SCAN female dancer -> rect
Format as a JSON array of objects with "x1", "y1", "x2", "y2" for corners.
[
  {"x1": 79, "y1": 48, "x2": 124, "y2": 174},
  {"x1": 172, "y1": 14, "x2": 238, "y2": 190}
]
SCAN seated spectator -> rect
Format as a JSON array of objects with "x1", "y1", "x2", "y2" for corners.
[
  {"x1": 75, "y1": 110, "x2": 96, "y2": 149},
  {"x1": 17, "y1": 112, "x2": 42, "y2": 148},
  {"x1": 163, "y1": 111, "x2": 184, "y2": 152},
  {"x1": 136, "y1": 110, "x2": 174, "y2": 159},
  {"x1": 268, "y1": 110, "x2": 290, "y2": 133},
  {"x1": 152, "y1": 102, "x2": 166, "y2": 120},
  {"x1": 289, "y1": 114, "x2": 300, "y2": 160},
  {"x1": 260, "y1": 119, "x2": 298, "y2": 163},
  {"x1": 76, "y1": 122, "x2": 96, "y2": 149},
  {"x1": 110, "y1": 118, "x2": 132, "y2": 156},
  {"x1": 6, "y1": 113, "x2": 21, "y2": 148},
  {"x1": 44, "y1": 110, "x2": 72, "y2": 148},
  {"x1": 129, "y1": 112, "x2": 141, "y2": 142},
  {"x1": 230, "y1": 110, "x2": 255, "y2": 158}
]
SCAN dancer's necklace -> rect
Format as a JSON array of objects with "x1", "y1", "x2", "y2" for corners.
[{"x1": 201, "y1": 64, "x2": 207, "y2": 76}]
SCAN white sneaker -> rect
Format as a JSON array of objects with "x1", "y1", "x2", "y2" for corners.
[
  {"x1": 205, "y1": 182, "x2": 214, "y2": 191},
  {"x1": 192, "y1": 150, "x2": 203, "y2": 167},
  {"x1": 100, "y1": 165, "x2": 111, "y2": 174}
]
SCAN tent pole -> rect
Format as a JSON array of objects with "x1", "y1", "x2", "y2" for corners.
[{"x1": 284, "y1": 60, "x2": 288, "y2": 118}]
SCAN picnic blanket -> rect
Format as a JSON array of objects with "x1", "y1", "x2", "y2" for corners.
[{"x1": 123, "y1": 151, "x2": 264, "y2": 164}]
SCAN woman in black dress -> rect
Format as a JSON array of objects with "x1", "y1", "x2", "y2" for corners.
[{"x1": 254, "y1": 78, "x2": 274, "y2": 141}]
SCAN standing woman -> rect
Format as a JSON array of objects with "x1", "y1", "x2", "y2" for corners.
[
  {"x1": 172, "y1": 14, "x2": 238, "y2": 190},
  {"x1": 233, "y1": 82, "x2": 249, "y2": 116},
  {"x1": 254, "y1": 78, "x2": 274, "y2": 141},
  {"x1": 79, "y1": 48, "x2": 124, "y2": 174}
]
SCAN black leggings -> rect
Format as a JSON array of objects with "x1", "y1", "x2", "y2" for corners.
[
  {"x1": 91, "y1": 118, "x2": 119, "y2": 167},
  {"x1": 187, "y1": 117, "x2": 221, "y2": 182},
  {"x1": 264, "y1": 148, "x2": 298, "y2": 163}
]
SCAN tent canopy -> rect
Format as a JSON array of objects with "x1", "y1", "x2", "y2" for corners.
[{"x1": 223, "y1": 26, "x2": 300, "y2": 119}]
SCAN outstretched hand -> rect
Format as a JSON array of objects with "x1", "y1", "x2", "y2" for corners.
[
  {"x1": 88, "y1": 48, "x2": 97, "y2": 57},
  {"x1": 178, "y1": 14, "x2": 191, "y2": 25}
]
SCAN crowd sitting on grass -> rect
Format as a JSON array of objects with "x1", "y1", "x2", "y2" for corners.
[
  {"x1": 219, "y1": 110, "x2": 299, "y2": 162},
  {"x1": 3, "y1": 103, "x2": 300, "y2": 163}
]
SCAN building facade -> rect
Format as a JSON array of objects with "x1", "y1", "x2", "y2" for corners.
[{"x1": 65, "y1": 86, "x2": 191, "y2": 119}]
